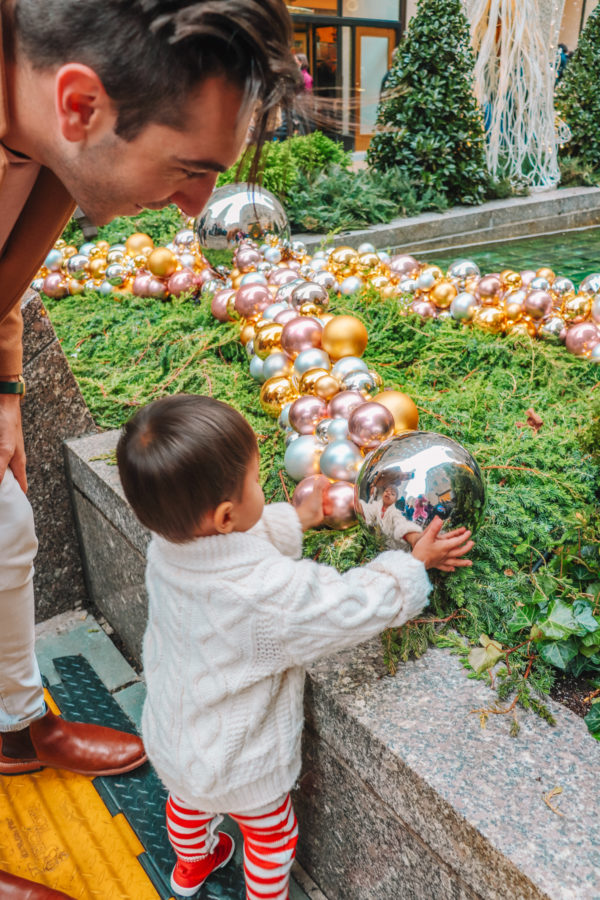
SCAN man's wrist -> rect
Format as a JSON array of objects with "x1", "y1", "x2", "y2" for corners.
[{"x1": 0, "y1": 376, "x2": 26, "y2": 397}]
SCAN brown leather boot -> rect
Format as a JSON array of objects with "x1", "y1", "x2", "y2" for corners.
[
  {"x1": 0, "y1": 869, "x2": 75, "y2": 898},
  {"x1": 0, "y1": 710, "x2": 147, "y2": 776}
]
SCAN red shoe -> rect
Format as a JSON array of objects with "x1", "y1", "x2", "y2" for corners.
[
  {"x1": 0, "y1": 709, "x2": 147, "y2": 776},
  {"x1": 170, "y1": 833, "x2": 235, "y2": 897}
]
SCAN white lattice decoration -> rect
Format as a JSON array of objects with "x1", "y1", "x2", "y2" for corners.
[{"x1": 463, "y1": 0, "x2": 566, "y2": 190}]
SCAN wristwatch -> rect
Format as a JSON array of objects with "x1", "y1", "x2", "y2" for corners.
[{"x1": 0, "y1": 376, "x2": 26, "y2": 397}]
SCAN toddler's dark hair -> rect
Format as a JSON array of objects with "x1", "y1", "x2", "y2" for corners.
[{"x1": 117, "y1": 394, "x2": 258, "y2": 542}]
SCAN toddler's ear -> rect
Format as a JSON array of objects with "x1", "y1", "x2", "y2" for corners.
[{"x1": 214, "y1": 501, "x2": 235, "y2": 534}]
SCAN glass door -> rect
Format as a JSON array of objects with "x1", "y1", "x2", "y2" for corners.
[{"x1": 354, "y1": 26, "x2": 396, "y2": 151}]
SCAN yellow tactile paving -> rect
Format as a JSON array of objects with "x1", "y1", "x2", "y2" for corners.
[{"x1": 0, "y1": 691, "x2": 171, "y2": 900}]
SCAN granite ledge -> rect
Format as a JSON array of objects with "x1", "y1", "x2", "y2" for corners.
[{"x1": 305, "y1": 641, "x2": 600, "y2": 900}]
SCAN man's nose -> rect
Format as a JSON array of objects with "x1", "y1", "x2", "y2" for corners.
[{"x1": 171, "y1": 176, "x2": 218, "y2": 218}]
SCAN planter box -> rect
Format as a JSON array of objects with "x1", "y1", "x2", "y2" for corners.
[
  {"x1": 295, "y1": 186, "x2": 600, "y2": 257},
  {"x1": 65, "y1": 430, "x2": 600, "y2": 900}
]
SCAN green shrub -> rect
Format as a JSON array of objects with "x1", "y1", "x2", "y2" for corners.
[
  {"x1": 216, "y1": 131, "x2": 351, "y2": 200},
  {"x1": 556, "y1": 6, "x2": 600, "y2": 170},
  {"x1": 286, "y1": 166, "x2": 448, "y2": 232},
  {"x1": 367, "y1": 0, "x2": 488, "y2": 205}
]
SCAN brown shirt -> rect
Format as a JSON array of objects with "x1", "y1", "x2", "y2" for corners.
[{"x1": 0, "y1": 7, "x2": 75, "y2": 374}]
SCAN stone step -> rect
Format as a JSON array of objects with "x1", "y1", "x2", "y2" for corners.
[
  {"x1": 65, "y1": 430, "x2": 600, "y2": 900},
  {"x1": 295, "y1": 186, "x2": 600, "y2": 256}
]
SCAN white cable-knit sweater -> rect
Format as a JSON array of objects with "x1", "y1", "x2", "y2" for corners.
[{"x1": 142, "y1": 503, "x2": 431, "y2": 814}]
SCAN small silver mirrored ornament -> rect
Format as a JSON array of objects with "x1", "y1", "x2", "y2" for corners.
[
  {"x1": 579, "y1": 273, "x2": 600, "y2": 294},
  {"x1": 447, "y1": 259, "x2": 480, "y2": 281},
  {"x1": 355, "y1": 431, "x2": 486, "y2": 548},
  {"x1": 195, "y1": 183, "x2": 290, "y2": 250}
]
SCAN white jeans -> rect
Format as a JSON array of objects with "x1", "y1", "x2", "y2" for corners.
[{"x1": 0, "y1": 468, "x2": 45, "y2": 731}]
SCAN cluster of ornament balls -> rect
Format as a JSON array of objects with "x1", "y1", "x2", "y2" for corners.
[
  {"x1": 32, "y1": 230, "x2": 220, "y2": 301},
  {"x1": 391, "y1": 256, "x2": 600, "y2": 362},
  {"x1": 34, "y1": 229, "x2": 600, "y2": 363},
  {"x1": 210, "y1": 238, "x2": 423, "y2": 532}
]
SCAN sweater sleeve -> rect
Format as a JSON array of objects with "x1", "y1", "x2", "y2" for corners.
[
  {"x1": 249, "y1": 502, "x2": 303, "y2": 559},
  {"x1": 266, "y1": 549, "x2": 431, "y2": 667},
  {"x1": 391, "y1": 509, "x2": 422, "y2": 543}
]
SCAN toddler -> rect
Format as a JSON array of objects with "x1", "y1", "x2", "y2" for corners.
[{"x1": 117, "y1": 394, "x2": 473, "y2": 899}]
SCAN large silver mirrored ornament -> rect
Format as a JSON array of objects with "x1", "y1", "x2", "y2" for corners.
[
  {"x1": 195, "y1": 183, "x2": 290, "y2": 250},
  {"x1": 355, "y1": 432, "x2": 486, "y2": 548}
]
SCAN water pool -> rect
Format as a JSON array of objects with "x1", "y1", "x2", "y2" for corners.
[{"x1": 429, "y1": 226, "x2": 600, "y2": 285}]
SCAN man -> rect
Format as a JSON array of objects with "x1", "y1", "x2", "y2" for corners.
[{"x1": 0, "y1": 1, "x2": 298, "y2": 896}]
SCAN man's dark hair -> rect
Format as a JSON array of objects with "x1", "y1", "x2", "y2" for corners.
[
  {"x1": 14, "y1": 0, "x2": 300, "y2": 144},
  {"x1": 117, "y1": 394, "x2": 258, "y2": 543}
]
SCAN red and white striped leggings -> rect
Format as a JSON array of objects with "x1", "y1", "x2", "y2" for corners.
[{"x1": 166, "y1": 792, "x2": 298, "y2": 900}]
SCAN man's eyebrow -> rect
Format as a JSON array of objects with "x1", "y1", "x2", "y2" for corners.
[{"x1": 173, "y1": 157, "x2": 228, "y2": 173}]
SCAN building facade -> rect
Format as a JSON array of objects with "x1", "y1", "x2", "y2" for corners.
[{"x1": 288, "y1": 0, "x2": 597, "y2": 150}]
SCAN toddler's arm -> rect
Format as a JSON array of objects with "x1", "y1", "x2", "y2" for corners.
[
  {"x1": 249, "y1": 503, "x2": 304, "y2": 559},
  {"x1": 259, "y1": 546, "x2": 432, "y2": 667}
]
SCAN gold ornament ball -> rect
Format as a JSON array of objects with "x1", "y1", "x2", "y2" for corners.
[
  {"x1": 88, "y1": 246, "x2": 105, "y2": 260},
  {"x1": 96, "y1": 240, "x2": 110, "y2": 252},
  {"x1": 504, "y1": 300, "x2": 523, "y2": 322},
  {"x1": 500, "y1": 270, "x2": 521, "y2": 289},
  {"x1": 372, "y1": 390, "x2": 419, "y2": 432},
  {"x1": 67, "y1": 278, "x2": 84, "y2": 295},
  {"x1": 125, "y1": 232, "x2": 154, "y2": 255},
  {"x1": 507, "y1": 319, "x2": 536, "y2": 337},
  {"x1": 369, "y1": 370, "x2": 383, "y2": 389},
  {"x1": 226, "y1": 293, "x2": 241, "y2": 321},
  {"x1": 299, "y1": 302, "x2": 322, "y2": 317},
  {"x1": 562, "y1": 293, "x2": 591, "y2": 323},
  {"x1": 536, "y1": 267, "x2": 555, "y2": 282},
  {"x1": 62, "y1": 245, "x2": 78, "y2": 259},
  {"x1": 330, "y1": 246, "x2": 358, "y2": 268},
  {"x1": 358, "y1": 252, "x2": 380, "y2": 269},
  {"x1": 474, "y1": 306, "x2": 505, "y2": 334},
  {"x1": 299, "y1": 367, "x2": 333, "y2": 395},
  {"x1": 368, "y1": 274, "x2": 390, "y2": 291},
  {"x1": 321, "y1": 315, "x2": 368, "y2": 360},
  {"x1": 88, "y1": 258, "x2": 106, "y2": 279},
  {"x1": 240, "y1": 323, "x2": 256, "y2": 346},
  {"x1": 254, "y1": 322, "x2": 284, "y2": 359},
  {"x1": 148, "y1": 247, "x2": 178, "y2": 278},
  {"x1": 260, "y1": 375, "x2": 298, "y2": 417},
  {"x1": 54, "y1": 238, "x2": 66, "y2": 249},
  {"x1": 430, "y1": 281, "x2": 457, "y2": 309},
  {"x1": 314, "y1": 374, "x2": 341, "y2": 402}
]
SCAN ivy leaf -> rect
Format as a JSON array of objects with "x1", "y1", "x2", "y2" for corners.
[
  {"x1": 508, "y1": 604, "x2": 538, "y2": 633},
  {"x1": 468, "y1": 634, "x2": 504, "y2": 673},
  {"x1": 568, "y1": 654, "x2": 593, "y2": 677},
  {"x1": 536, "y1": 599, "x2": 583, "y2": 640},
  {"x1": 584, "y1": 701, "x2": 600, "y2": 741},
  {"x1": 538, "y1": 638, "x2": 579, "y2": 670},
  {"x1": 581, "y1": 630, "x2": 600, "y2": 648},
  {"x1": 573, "y1": 600, "x2": 600, "y2": 634}
]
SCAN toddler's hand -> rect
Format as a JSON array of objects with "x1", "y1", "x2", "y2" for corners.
[
  {"x1": 294, "y1": 481, "x2": 326, "y2": 531},
  {"x1": 411, "y1": 516, "x2": 474, "y2": 572}
]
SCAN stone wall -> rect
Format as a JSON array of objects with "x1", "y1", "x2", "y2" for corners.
[{"x1": 21, "y1": 290, "x2": 97, "y2": 620}]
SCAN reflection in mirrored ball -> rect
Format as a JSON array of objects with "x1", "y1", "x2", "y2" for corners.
[{"x1": 355, "y1": 432, "x2": 486, "y2": 548}]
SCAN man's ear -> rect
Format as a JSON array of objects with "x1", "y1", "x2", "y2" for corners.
[
  {"x1": 55, "y1": 63, "x2": 114, "y2": 142},
  {"x1": 213, "y1": 501, "x2": 235, "y2": 535}
]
